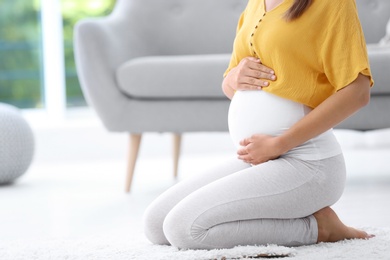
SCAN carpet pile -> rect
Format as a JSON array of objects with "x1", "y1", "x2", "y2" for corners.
[{"x1": 0, "y1": 227, "x2": 389, "y2": 260}]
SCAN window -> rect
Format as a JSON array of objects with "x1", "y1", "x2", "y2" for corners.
[{"x1": 0, "y1": 0, "x2": 116, "y2": 111}]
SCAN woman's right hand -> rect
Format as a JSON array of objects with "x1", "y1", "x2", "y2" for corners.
[{"x1": 222, "y1": 57, "x2": 276, "y2": 99}]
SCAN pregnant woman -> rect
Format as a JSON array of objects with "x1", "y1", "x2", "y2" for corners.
[{"x1": 143, "y1": 0, "x2": 374, "y2": 249}]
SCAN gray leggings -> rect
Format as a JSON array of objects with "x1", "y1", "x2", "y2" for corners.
[{"x1": 143, "y1": 154, "x2": 346, "y2": 249}]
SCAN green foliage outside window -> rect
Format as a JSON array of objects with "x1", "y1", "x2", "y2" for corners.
[
  {"x1": 0, "y1": 0, "x2": 43, "y2": 108},
  {"x1": 0, "y1": 0, "x2": 115, "y2": 109}
]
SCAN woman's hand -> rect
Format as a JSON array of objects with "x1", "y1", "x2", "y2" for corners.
[
  {"x1": 237, "y1": 134, "x2": 284, "y2": 165},
  {"x1": 222, "y1": 57, "x2": 276, "y2": 99}
]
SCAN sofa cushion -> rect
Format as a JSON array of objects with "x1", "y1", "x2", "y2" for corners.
[
  {"x1": 116, "y1": 54, "x2": 231, "y2": 99},
  {"x1": 117, "y1": 50, "x2": 390, "y2": 98}
]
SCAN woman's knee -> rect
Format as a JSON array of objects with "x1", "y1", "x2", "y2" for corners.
[
  {"x1": 143, "y1": 202, "x2": 170, "y2": 245},
  {"x1": 163, "y1": 207, "x2": 206, "y2": 249}
]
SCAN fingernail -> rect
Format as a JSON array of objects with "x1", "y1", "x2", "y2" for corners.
[
  {"x1": 270, "y1": 70, "x2": 275, "y2": 74},
  {"x1": 263, "y1": 82, "x2": 269, "y2": 86},
  {"x1": 257, "y1": 87, "x2": 262, "y2": 90},
  {"x1": 271, "y1": 75, "x2": 276, "y2": 80}
]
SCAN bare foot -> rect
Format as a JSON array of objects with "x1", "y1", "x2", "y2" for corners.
[{"x1": 313, "y1": 207, "x2": 374, "y2": 243}]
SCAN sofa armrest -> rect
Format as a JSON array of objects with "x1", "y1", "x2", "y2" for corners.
[
  {"x1": 74, "y1": 18, "x2": 134, "y2": 130},
  {"x1": 367, "y1": 45, "x2": 390, "y2": 95}
]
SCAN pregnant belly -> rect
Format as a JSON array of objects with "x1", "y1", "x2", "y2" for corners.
[{"x1": 228, "y1": 91, "x2": 310, "y2": 148}]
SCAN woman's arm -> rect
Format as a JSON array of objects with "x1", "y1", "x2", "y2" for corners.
[
  {"x1": 222, "y1": 57, "x2": 276, "y2": 100},
  {"x1": 277, "y1": 73, "x2": 370, "y2": 154},
  {"x1": 238, "y1": 74, "x2": 371, "y2": 164}
]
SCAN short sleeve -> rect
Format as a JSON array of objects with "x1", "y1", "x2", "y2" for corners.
[
  {"x1": 223, "y1": 10, "x2": 246, "y2": 78},
  {"x1": 320, "y1": 0, "x2": 374, "y2": 91}
]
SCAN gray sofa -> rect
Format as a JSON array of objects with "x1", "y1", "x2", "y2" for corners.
[
  {"x1": 74, "y1": 0, "x2": 246, "y2": 192},
  {"x1": 74, "y1": 0, "x2": 390, "y2": 192}
]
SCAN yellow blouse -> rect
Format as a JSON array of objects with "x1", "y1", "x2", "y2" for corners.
[{"x1": 224, "y1": 0, "x2": 374, "y2": 108}]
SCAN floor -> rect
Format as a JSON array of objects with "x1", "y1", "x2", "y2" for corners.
[{"x1": 0, "y1": 108, "x2": 389, "y2": 244}]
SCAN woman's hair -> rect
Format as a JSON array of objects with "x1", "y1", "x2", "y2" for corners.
[{"x1": 284, "y1": 0, "x2": 312, "y2": 21}]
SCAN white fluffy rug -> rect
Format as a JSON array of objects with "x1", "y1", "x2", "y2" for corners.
[{"x1": 1, "y1": 227, "x2": 389, "y2": 260}]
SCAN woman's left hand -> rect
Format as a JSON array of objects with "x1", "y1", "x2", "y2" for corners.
[{"x1": 237, "y1": 134, "x2": 284, "y2": 165}]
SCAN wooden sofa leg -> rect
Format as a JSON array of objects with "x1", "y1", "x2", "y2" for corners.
[
  {"x1": 173, "y1": 134, "x2": 182, "y2": 179},
  {"x1": 125, "y1": 133, "x2": 142, "y2": 193}
]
